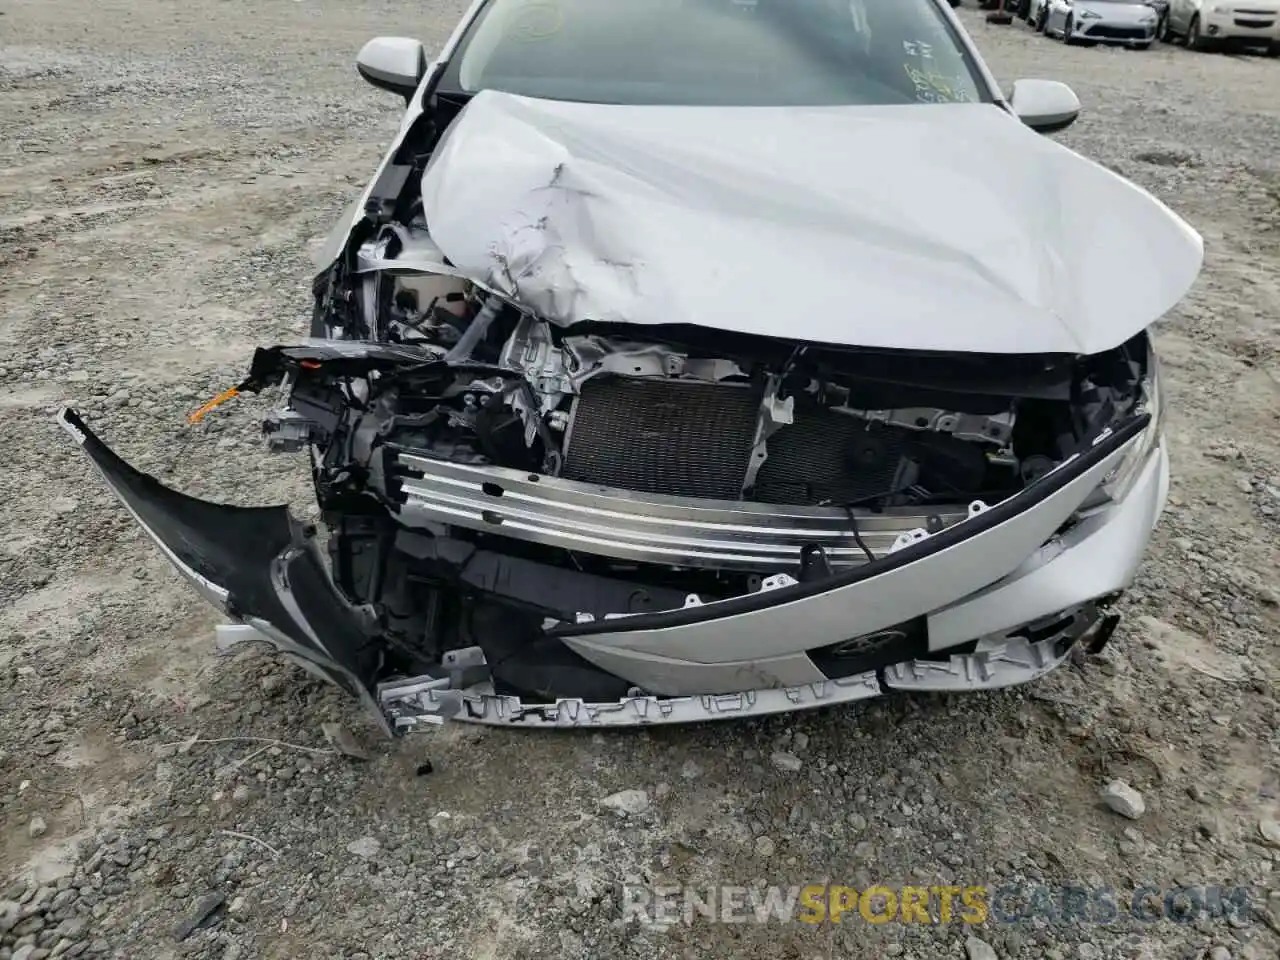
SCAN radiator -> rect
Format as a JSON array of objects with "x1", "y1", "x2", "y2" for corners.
[
  {"x1": 560, "y1": 376, "x2": 915, "y2": 506},
  {"x1": 561, "y1": 377, "x2": 761, "y2": 500}
]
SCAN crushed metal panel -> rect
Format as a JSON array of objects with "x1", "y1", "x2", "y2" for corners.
[{"x1": 421, "y1": 90, "x2": 1203, "y2": 355}]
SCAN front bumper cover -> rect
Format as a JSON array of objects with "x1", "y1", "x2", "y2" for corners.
[
  {"x1": 58, "y1": 409, "x2": 394, "y2": 735},
  {"x1": 59, "y1": 408, "x2": 1149, "y2": 733}
]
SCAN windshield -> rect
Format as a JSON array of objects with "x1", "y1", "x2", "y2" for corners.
[{"x1": 450, "y1": 0, "x2": 989, "y2": 106}]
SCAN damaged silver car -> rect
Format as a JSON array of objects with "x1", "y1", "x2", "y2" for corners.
[{"x1": 62, "y1": 0, "x2": 1203, "y2": 733}]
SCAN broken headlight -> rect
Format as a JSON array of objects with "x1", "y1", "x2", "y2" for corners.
[{"x1": 1096, "y1": 351, "x2": 1164, "y2": 505}]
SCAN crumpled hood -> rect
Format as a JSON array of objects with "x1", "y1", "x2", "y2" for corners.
[{"x1": 421, "y1": 91, "x2": 1202, "y2": 355}]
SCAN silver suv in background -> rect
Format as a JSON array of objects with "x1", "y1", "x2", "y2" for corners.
[{"x1": 1160, "y1": 0, "x2": 1280, "y2": 52}]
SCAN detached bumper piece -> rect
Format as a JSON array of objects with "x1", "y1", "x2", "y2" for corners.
[{"x1": 57, "y1": 409, "x2": 392, "y2": 734}]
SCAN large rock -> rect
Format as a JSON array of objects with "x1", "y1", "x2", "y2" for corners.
[
  {"x1": 600, "y1": 790, "x2": 650, "y2": 817},
  {"x1": 1101, "y1": 780, "x2": 1146, "y2": 819}
]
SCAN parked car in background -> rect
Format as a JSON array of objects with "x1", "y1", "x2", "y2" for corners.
[
  {"x1": 1028, "y1": 0, "x2": 1167, "y2": 34},
  {"x1": 1160, "y1": 0, "x2": 1280, "y2": 52},
  {"x1": 1145, "y1": 0, "x2": 1172, "y2": 34},
  {"x1": 1026, "y1": 0, "x2": 1053, "y2": 29},
  {"x1": 1043, "y1": 0, "x2": 1160, "y2": 46}
]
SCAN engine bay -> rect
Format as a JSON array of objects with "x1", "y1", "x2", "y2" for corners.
[
  {"x1": 287, "y1": 256, "x2": 1148, "y2": 513},
  {"x1": 192, "y1": 256, "x2": 1153, "y2": 702}
]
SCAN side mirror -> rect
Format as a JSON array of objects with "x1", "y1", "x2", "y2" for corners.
[
  {"x1": 356, "y1": 37, "x2": 427, "y2": 101},
  {"x1": 1009, "y1": 79, "x2": 1081, "y2": 134}
]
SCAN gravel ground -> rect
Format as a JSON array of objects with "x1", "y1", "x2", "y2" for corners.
[{"x1": 2, "y1": 2, "x2": 1279, "y2": 958}]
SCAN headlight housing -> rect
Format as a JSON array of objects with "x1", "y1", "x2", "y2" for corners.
[
  {"x1": 1080, "y1": 8, "x2": 1103, "y2": 17},
  {"x1": 1096, "y1": 348, "x2": 1164, "y2": 505}
]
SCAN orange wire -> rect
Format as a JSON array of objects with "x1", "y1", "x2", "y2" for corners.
[{"x1": 187, "y1": 387, "x2": 241, "y2": 424}]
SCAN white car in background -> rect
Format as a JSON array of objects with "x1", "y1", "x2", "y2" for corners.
[
  {"x1": 1042, "y1": 0, "x2": 1161, "y2": 46},
  {"x1": 1028, "y1": 0, "x2": 1053, "y2": 29},
  {"x1": 1160, "y1": 0, "x2": 1280, "y2": 52}
]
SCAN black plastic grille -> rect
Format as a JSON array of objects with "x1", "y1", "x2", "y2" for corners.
[
  {"x1": 1084, "y1": 24, "x2": 1148, "y2": 38},
  {"x1": 561, "y1": 377, "x2": 761, "y2": 500}
]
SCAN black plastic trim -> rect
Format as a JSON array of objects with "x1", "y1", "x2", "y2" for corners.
[
  {"x1": 59, "y1": 409, "x2": 383, "y2": 699},
  {"x1": 809, "y1": 617, "x2": 930, "y2": 679}
]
